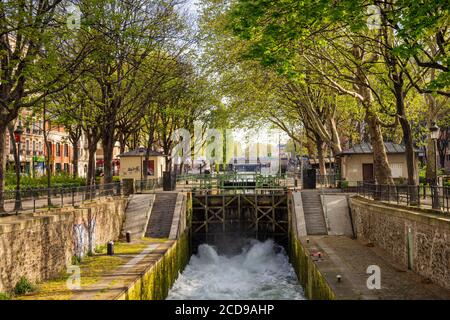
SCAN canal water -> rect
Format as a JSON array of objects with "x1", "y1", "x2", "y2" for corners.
[{"x1": 167, "y1": 239, "x2": 305, "y2": 300}]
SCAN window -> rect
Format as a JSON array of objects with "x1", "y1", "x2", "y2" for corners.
[
  {"x1": 389, "y1": 163, "x2": 403, "y2": 178},
  {"x1": 64, "y1": 163, "x2": 69, "y2": 173},
  {"x1": 26, "y1": 140, "x2": 29, "y2": 153},
  {"x1": 56, "y1": 143, "x2": 60, "y2": 156},
  {"x1": 64, "y1": 144, "x2": 69, "y2": 157},
  {"x1": 55, "y1": 163, "x2": 62, "y2": 172},
  {"x1": 143, "y1": 160, "x2": 155, "y2": 176},
  {"x1": 38, "y1": 142, "x2": 42, "y2": 153},
  {"x1": 32, "y1": 141, "x2": 36, "y2": 154}
]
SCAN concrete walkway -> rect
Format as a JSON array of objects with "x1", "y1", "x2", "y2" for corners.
[
  {"x1": 301, "y1": 235, "x2": 450, "y2": 300},
  {"x1": 71, "y1": 240, "x2": 173, "y2": 300}
]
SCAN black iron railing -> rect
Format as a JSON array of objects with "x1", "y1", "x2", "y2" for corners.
[
  {"x1": 0, "y1": 182, "x2": 123, "y2": 215},
  {"x1": 134, "y1": 178, "x2": 163, "y2": 193},
  {"x1": 356, "y1": 181, "x2": 449, "y2": 213}
]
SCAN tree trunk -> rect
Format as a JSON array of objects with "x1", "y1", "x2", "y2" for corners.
[
  {"x1": 391, "y1": 69, "x2": 417, "y2": 187},
  {"x1": 366, "y1": 109, "x2": 394, "y2": 185},
  {"x1": 329, "y1": 117, "x2": 343, "y2": 155},
  {"x1": 87, "y1": 145, "x2": 97, "y2": 187},
  {"x1": 72, "y1": 140, "x2": 79, "y2": 179},
  {"x1": 399, "y1": 116, "x2": 416, "y2": 185},
  {"x1": 8, "y1": 125, "x2": 22, "y2": 209},
  {"x1": 119, "y1": 133, "x2": 126, "y2": 155},
  {"x1": 351, "y1": 44, "x2": 393, "y2": 185},
  {"x1": 0, "y1": 124, "x2": 7, "y2": 213},
  {"x1": 437, "y1": 128, "x2": 449, "y2": 169},
  {"x1": 43, "y1": 128, "x2": 52, "y2": 207},
  {"x1": 102, "y1": 128, "x2": 115, "y2": 185},
  {"x1": 315, "y1": 134, "x2": 327, "y2": 186},
  {"x1": 143, "y1": 129, "x2": 155, "y2": 181},
  {"x1": 179, "y1": 162, "x2": 184, "y2": 175},
  {"x1": 315, "y1": 134, "x2": 326, "y2": 176}
]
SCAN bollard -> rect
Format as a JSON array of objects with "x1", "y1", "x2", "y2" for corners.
[
  {"x1": 126, "y1": 231, "x2": 131, "y2": 243},
  {"x1": 337, "y1": 275, "x2": 342, "y2": 283},
  {"x1": 306, "y1": 238, "x2": 310, "y2": 244},
  {"x1": 107, "y1": 241, "x2": 114, "y2": 255}
]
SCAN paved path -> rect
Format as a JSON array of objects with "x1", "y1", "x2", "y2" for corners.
[
  {"x1": 16, "y1": 238, "x2": 173, "y2": 300},
  {"x1": 301, "y1": 235, "x2": 450, "y2": 299},
  {"x1": 71, "y1": 240, "x2": 173, "y2": 300}
]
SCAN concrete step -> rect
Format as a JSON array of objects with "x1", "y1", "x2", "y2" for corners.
[
  {"x1": 145, "y1": 192, "x2": 178, "y2": 238},
  {"x1": 301, "y1": 191, "x2": 327, "y2": 236},
  {"x1": 121, "y1": 194, "x2": 154, "y2": 239}
]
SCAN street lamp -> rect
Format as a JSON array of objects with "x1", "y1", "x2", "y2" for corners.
[
  {"x1": 429, "y1": 122, "x2": 440, "y2": 210},
  {"x1": 14, "y1": 121, "x2": 23, "y2": 212}
]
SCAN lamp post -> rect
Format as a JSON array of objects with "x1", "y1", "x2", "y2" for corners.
[
  {"x1": 14, "y1": 121, "x2": 23, "y2": 212},
  {"x1": 429, "y1": 122, "x2": 440, "y2": 210}
]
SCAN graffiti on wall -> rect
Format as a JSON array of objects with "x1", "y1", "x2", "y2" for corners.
[{"x1": 73, "y1": 217, "x2": 96, "y2": 259}]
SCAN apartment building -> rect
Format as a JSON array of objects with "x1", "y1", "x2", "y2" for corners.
[
  {"x1": 77, "y1": 133, "x2": 90, "y2": 178},
  {"x1": 5, "y1": 110, "x2": 75, "y2": 176},
  {"x1": 46, "y1": 123, "x2": 73, "y2": 174},
  {"x1": 5, "y1": 110, "x2": 123, "y2": 179},
  {"x1": 6, "y1": 111, "x2": 46, "y2": 176}
]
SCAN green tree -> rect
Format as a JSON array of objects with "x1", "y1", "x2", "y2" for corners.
[{"x1": 0, "y1": 0, "x2": 92, "y2": 211}]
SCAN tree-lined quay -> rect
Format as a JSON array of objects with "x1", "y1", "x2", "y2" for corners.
[{"x1": 0, "y1": 0, "x2": 449, "y2": 303}]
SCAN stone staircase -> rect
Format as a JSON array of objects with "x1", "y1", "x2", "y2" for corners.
[
  {"x1": 121, "y1": 194, "x2": 154, "y2": 240},
  {"x1": 301, "y1": 190, "x2": 327, "y2": 235},
  {"x1": 145, "y1": 192, "x2": 178, "y2": 238}
]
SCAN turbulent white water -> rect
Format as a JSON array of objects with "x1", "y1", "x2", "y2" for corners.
[{"x1": 167, "y1": 239, "x2": 305, "y2": 300}]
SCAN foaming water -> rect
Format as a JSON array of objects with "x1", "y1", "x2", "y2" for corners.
[{"x1": 167, "y1": 239, "x2": 305, "y2": 300}]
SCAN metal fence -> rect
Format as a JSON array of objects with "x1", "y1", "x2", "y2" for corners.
[
  {"x1": 0, "y1": 182, "x2": 122, "y2": 215},
  {"x1": 176, "y1": 172, "x2": 290, "y2": 191},
  {"x1": 356, "y1": 181, "x2": 450, "y2": 213},
  {"x1": 134, "y1": 178, "x2": 163, "y2": 193},
  {"x1": 316, "y1": 174, "x2": 337, "y2": 187}
]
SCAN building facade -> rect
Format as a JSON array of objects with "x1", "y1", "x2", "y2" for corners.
[
  {"x1": 340, "y1": 142, "x2": 420, "y2": 185},
  {"x1": 4, "y1": 110, "x2": 125, "y2": 179}
]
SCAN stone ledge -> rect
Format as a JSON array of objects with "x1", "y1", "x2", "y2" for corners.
[{"x1": 350, "y1": 196, "x2": 450, "y2": 230}]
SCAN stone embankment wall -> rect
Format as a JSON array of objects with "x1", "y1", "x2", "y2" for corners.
[
  {"x1": 350, "y1": 197, "x2": 450, "y2": 290},
  {"x1": 0, "y1": 197, "x2": 126, "y2": 292}
]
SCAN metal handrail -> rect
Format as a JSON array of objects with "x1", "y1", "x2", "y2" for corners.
[
  {"x1": 0, "y1": 182, "x2": 123, "y2": 215},
  {"x1": 356, "y1": 181, "x2": 449, "y2": 213}
]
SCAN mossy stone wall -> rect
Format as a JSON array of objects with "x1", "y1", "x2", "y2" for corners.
[
  {"x1": 288, "y1": 192, "x2": 336, "y2": 300},
  {"x1": 0, "y1": 197, "x2": 127, "y2": 292}
]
